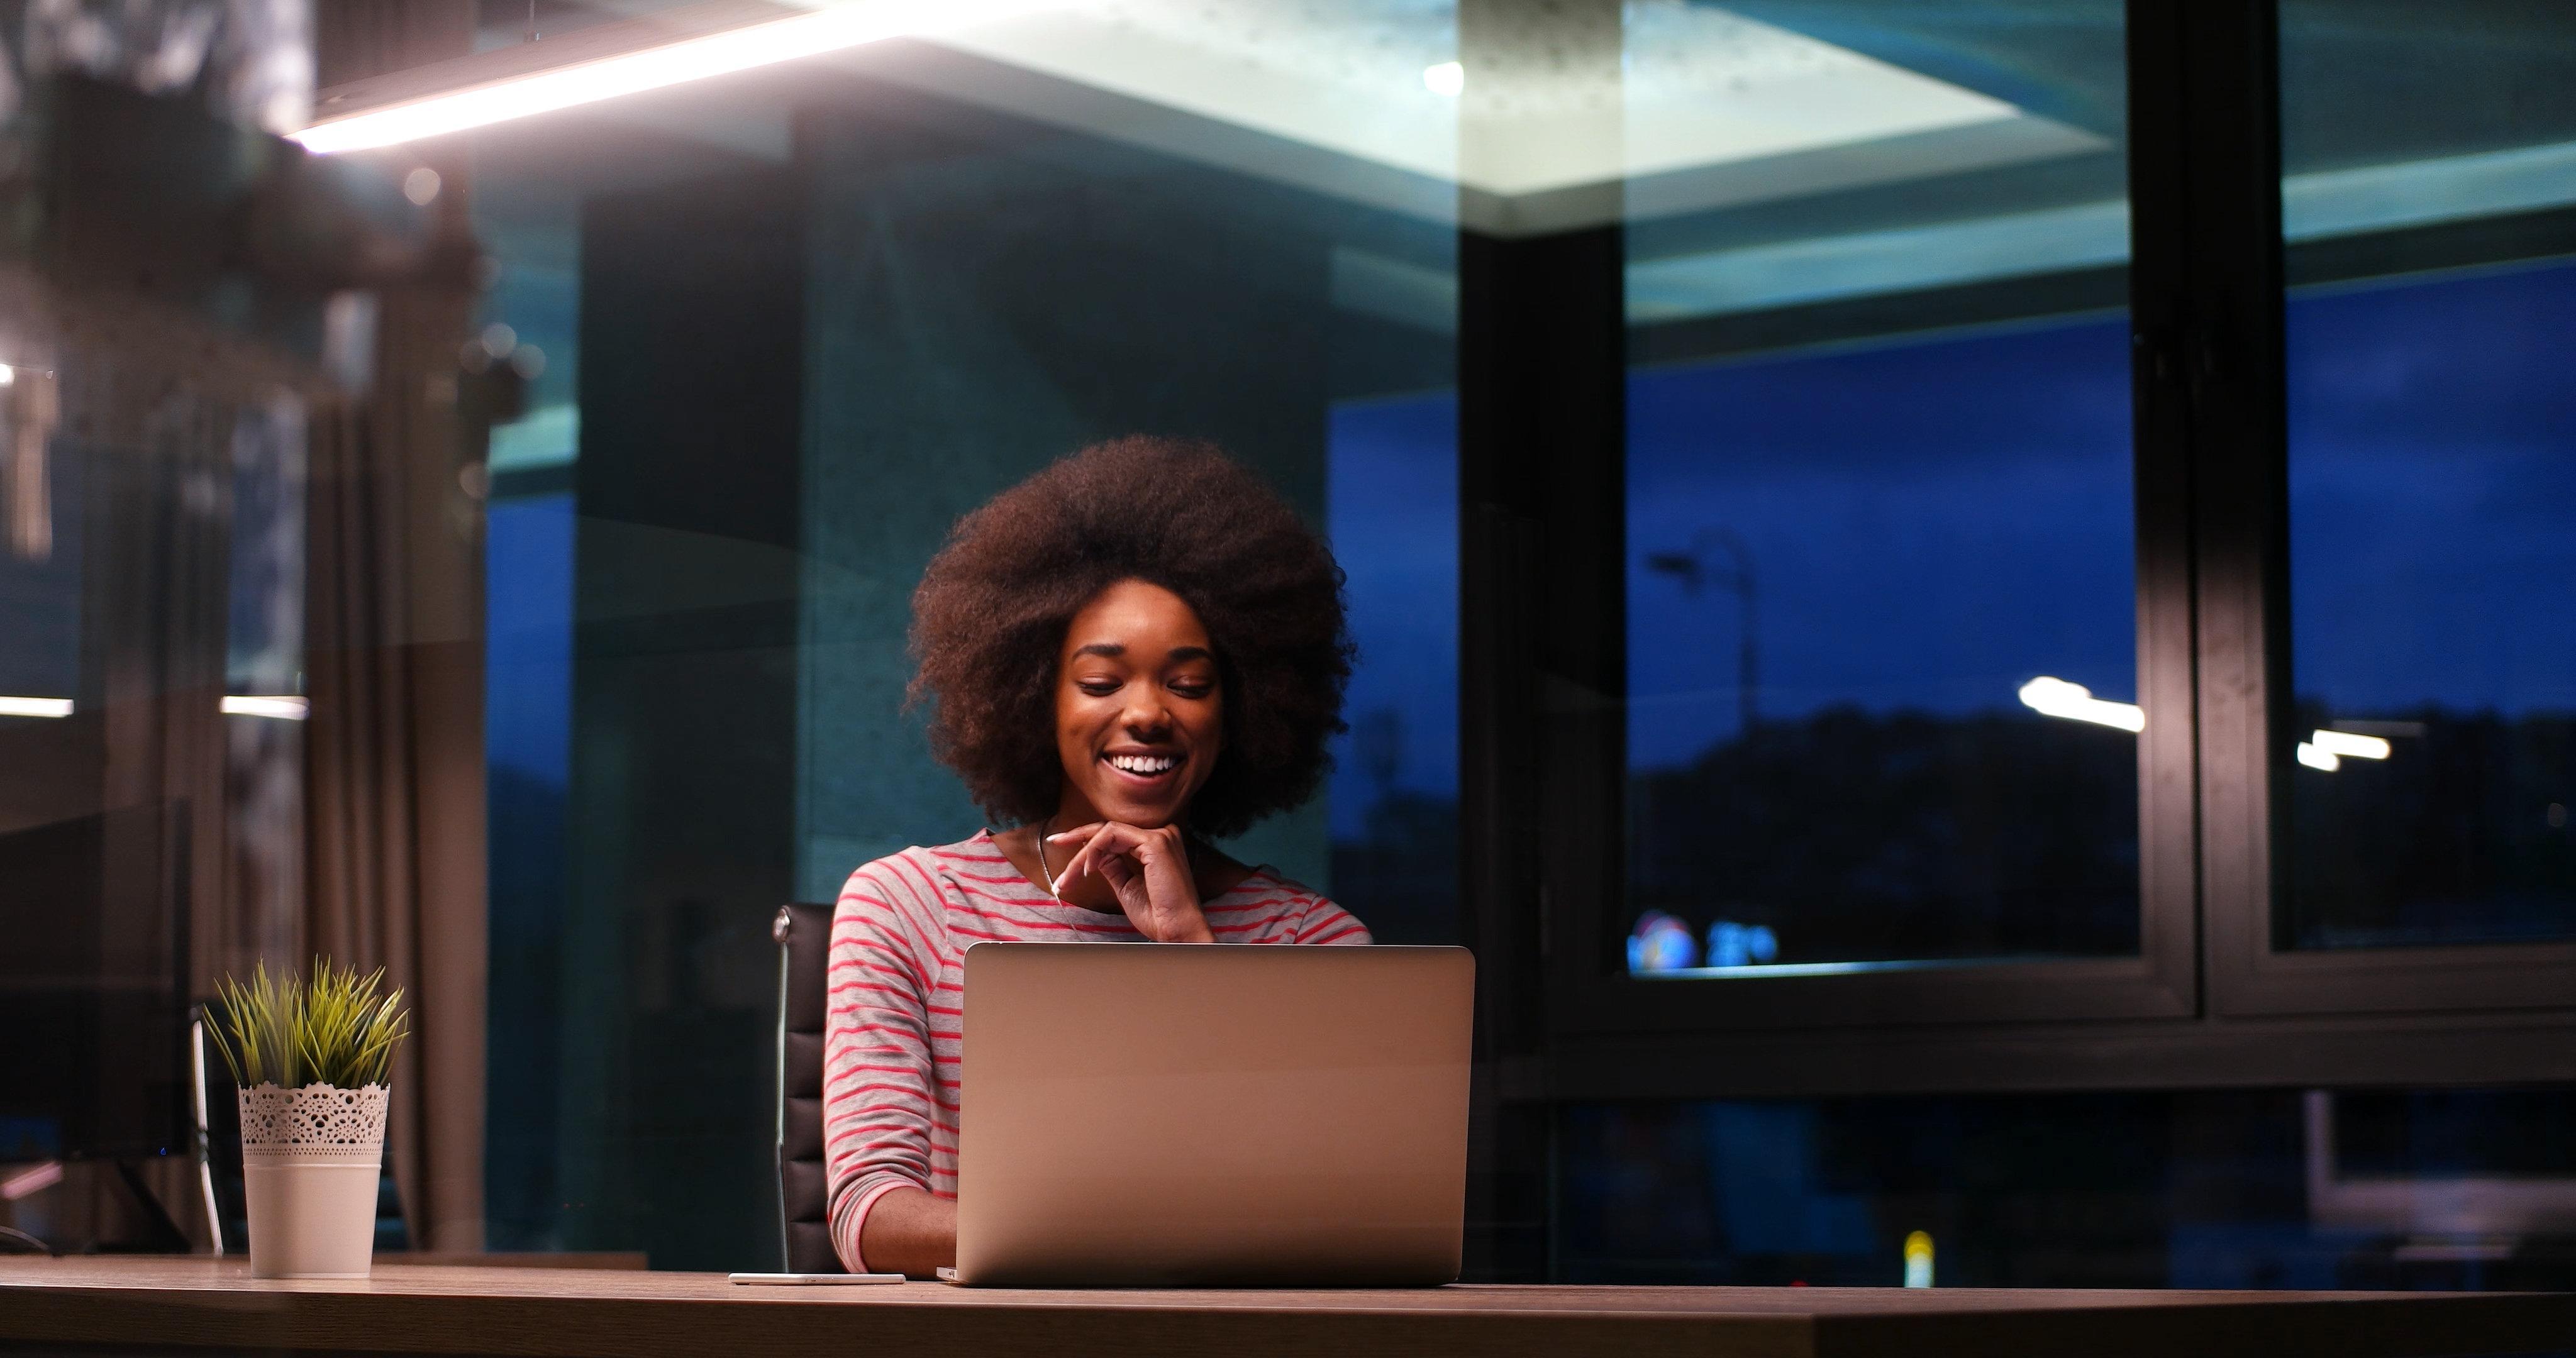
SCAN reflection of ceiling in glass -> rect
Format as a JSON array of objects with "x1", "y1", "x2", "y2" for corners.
[
  {"x1": 799, "y1": 0, "x2": 2103, "y2": 233},
  {"x1": 487, "y1": 2, "x2": 2576, "y2": 318}
]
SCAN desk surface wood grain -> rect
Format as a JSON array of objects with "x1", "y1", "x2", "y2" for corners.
[{"x1": 1, "y1": 1258, "x2": 2568, "y2": 1358}]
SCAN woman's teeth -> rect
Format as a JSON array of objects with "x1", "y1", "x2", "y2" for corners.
[{"x1": 1106, "y1": 753, "x2": 1180, "y2": 777}]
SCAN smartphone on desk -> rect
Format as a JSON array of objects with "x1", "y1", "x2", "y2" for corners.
[{"x1": 727, "y1": 1272, "x2": 906, "y2": 1285}]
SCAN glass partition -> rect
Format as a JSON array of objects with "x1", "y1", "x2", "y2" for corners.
[
  {"x1": 2277, "y1": 0, "x2": 2576, "y2": 951},
  {"x1": 464, "y1": 7, "x2": 1460, "y2": 1264}
]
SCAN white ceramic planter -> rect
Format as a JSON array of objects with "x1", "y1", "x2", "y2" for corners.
[{"x1": 237, "y1": 1083, "x2": 389, "y2": 1279}]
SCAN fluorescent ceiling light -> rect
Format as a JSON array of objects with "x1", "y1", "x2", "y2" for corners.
[
  {"x1": 2296, "y1": 741, "x2": 2340, "y2": 772},
  {"x1": 2018, "y1": 676, "x2": 2144, "y2": 733},
  {"x1": 223, "y1": 696, "x2": 310, "y2": 720},
  {"x1": 0, "y1": 696, "x2": 72, "y2": 718},
  {"x1": 294, "y1": 0, "x2": 1063, "y2": 153},
  {"x1": 2311, "y1": 729, "x2": 2392, "y2": 761}
]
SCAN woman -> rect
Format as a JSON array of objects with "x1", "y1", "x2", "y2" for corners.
[{"x1": 823, "y1": 436, "x2": 1370, "y2": 1277}]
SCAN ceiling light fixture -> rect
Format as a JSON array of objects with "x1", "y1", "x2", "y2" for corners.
[
  {"x1": 2017, "y1": 676, "x2": 2145, "y2": 732},
  {"x1": 222, "y1": 696, "x2": 311, "y2": 720},
  {"x1": 1421, "y1": 60, "x2": 1465, "y2": 97},
  {"x1": 2296, "y1": 741, "x2": 2340, "y2": 772},
  {"x1": 294, "y1": 0, "x2": 1063, "y2": 155},
  {"x1": 0, "y1": 696, "x2": 72, "y2": 718}
]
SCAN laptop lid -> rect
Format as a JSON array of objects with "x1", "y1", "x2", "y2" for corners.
[{"x1": 953, "y1": 942, "x2": 1474, "y2": 1287}]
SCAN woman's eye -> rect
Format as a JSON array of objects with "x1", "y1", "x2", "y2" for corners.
[
  {"x1": 1076, "y1": 680, "x2": 1120, "y2": 697},
  {"x1": 1169, "y1": 681, "x2": 1213, "y2": 699}
]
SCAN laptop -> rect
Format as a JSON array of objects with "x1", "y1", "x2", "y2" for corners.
[{"x1": 949, "y1": 942, "x2": 1475, "y2": 1288}]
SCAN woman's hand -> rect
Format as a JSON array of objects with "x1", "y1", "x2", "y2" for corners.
[{"x1": 1048, "y1": 822, "x2": 1214, "y2": 942}]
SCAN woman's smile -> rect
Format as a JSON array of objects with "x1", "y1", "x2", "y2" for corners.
[{"x1": 1102, "y1": 748, "x2": 1185, "y2": 782}]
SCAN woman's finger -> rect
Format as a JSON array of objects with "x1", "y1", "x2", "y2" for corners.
[
  {"x1": 1093, "y1": 849, "x2": 1140, "y2": 893},
  {"x1": 1048, "y1": 822, "x2": 1109, "y2": 885},
  {"x1": 1054, "y1": 821, "x2": 1136, "y2": 890}
]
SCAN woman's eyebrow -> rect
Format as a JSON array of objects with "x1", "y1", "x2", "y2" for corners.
[
  {"x1": 1167, "y1": 646, "x2": 1213, "y2": 664},
  {"x1": 1071, "y1": 643, "x2": 1125, "y2": 659}
]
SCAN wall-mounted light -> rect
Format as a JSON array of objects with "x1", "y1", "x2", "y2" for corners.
[
  {"x1": 2017, "y1": 676, "x2": 2145, "y2": 732},
  {"x1": 222, "y1": 696, "x2": 309, "y2": 720},
  {"x1": 1422, "y1": 61, "x2": 1465, "y2": 97},
  {"x1": 294, "y1": 0, "x2": 1064, "y2": 155},
  {"x1": 0, "y1": 696, "x2": 72, "y2": 718}
]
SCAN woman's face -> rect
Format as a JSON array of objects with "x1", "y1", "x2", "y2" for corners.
[{"x1": 1052, "y1": 578, "x2": 1224, "y2": 829}]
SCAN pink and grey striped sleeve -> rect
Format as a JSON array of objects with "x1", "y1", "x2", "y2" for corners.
[
  {"x1": 1293, "y1": 892, "x2": 1372, "y2": 946},
  {"x1": 821, "y1": 858, "x2": 946, "y2": 1272}
]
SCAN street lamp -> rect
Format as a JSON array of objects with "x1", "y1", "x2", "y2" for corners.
[{"x1": 1643, "y1": 527, "x2": 1759, "y2": 737}]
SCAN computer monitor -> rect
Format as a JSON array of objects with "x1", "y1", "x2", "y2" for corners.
[{"x1": 0, "y1": 805, "x2": 190, "y2": 1161}]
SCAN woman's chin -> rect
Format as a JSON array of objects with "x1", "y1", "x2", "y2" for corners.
[
  {"x1": 1094, "y1": 800, "x2": 1180, "y2": 830},
  {"x1": 1082, "y1": 763, "x2": 1196, "y2": 827}
]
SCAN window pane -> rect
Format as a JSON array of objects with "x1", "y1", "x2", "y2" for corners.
[
  {"x1": 1622, "y1": 3, "x2": 2138, "y2": 973},
  {"x1": 1330, "y1": 394, "x2": 1460, "y2": 947},
  {"x1": 2279, "y1": 2, "x2": 2576, "y2": 950}
]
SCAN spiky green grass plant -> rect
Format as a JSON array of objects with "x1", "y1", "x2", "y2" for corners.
[{"x1": 206, "y1": 958, "x2": 411, "y2": 1090}]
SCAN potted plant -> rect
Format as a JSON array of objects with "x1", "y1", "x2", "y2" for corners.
[{"x1": 205, "y1": 959, "x2": 410, "y2": 1279}]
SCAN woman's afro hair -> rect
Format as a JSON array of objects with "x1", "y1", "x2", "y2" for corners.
[{"x1": 908, "y1": 436, "x2": 1354, "y2": 839}]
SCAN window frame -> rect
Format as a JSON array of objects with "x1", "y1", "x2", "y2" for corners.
[{"x1": 1478, "y1": 0, "x2": 2576, "y2": 1098}]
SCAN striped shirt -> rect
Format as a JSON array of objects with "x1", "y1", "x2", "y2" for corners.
[{"x1": 821, "y1": 829, "x2": 1372, "y2": 1272}]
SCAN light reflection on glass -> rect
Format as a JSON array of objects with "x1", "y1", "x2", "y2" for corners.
[{"x1": 1628, "y1": 911, "x2": 1699, "y2": 973}]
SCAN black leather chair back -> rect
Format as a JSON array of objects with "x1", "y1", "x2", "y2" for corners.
[{"x1": 774, "y1": 903, "x2": 839, "y2": 1273}]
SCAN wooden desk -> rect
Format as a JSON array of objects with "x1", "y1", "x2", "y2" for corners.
[
  {"x1": 1, "y1": 1258, "x2": 2568, "y2": 1358},
  {"x1": 392, "y1": 1252, "x2": 652, "y2": 1271}
]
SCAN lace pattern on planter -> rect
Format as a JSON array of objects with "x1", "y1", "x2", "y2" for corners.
[{"x1": 238, "y1": 1083, "x2": 387, "y2": 1164}]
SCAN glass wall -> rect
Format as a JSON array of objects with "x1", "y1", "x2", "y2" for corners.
[
  {"x1": 2277, "y1": 1, "x2": 2576, "y2": 950},
  {"x1": 428, "y1": 0, "x2": 2576, "y2": 1272},
  {"x1": 464, "y1": 7, "x2": 1460, "y2": 1264},
  {"x1": 1620, "y1": 3, "x2": 2138, "y2": 973}
]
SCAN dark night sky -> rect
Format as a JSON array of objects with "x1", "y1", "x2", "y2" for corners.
[
  {"x1": 1624, "y1": 312, "x2": 2136, "y2": 768},
  {"x1": 1328, "y1": 255, "x2": 2576, "y2": 787},
  {"x1": 2288, "y1": 258, "x2": 2576, "y2": 719},
  {"x1": 1326, "y1": 394, "x2": 1459, "y2": 838}
]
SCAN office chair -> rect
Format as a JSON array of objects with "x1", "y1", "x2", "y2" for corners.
[{"x1": 772, "y1": 903, "x2": 840, "y2": 1273}]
